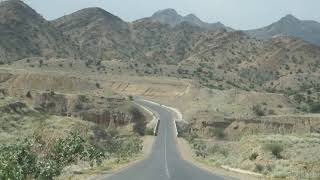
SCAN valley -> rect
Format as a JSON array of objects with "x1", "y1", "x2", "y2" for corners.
[{"x1": 0, "y1": 0, "x2": 319, "y2": 179}]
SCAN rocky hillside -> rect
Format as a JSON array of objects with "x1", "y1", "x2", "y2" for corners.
[
  {"x1": 53, "y1": 7, "x2": 135, "y2": 63},
  {"x1": 1, "y1": 1, "x2": 320, "y2": 95},
  {"x1": 0, "y1": 0, "x2": 78, "y2": 63},
  {"x1": 146, "y1": 9, "x2": 231, "y2": 31},
  {"x1": 246, "y1": 14, "x2": 320, "y2": 46}
]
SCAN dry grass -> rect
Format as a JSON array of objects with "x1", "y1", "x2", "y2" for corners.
[{"x1": 189, "y1": 134, "x2": 320, "y2": 179}]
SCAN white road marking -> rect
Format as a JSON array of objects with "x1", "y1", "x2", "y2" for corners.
[{"x1": 164, "y1": 125, "x2": 170, "y2": 179}]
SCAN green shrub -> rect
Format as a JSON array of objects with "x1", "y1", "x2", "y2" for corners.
[
  {"x1": 26, "y1": 91, "x2": 32, "y2": 98},
  {"x1": 96, "y1": 83, "x2": 101, "y2": 89},
  {"x1": 145, "y1": 128, "x2": 154, "y2": 136},
  {"x1": 212, "y1": 128, "x2": 225, "y2": 139},
  {"x1": 0, "y1": 141, "x2": 37, "y2": 180},
  {"x1": 264, "y1": 143, "x2": 284, "y2": 159},
  {"x1": 130, "y1": 107, "x2": 147, "y2": 136},
  {"x1": 101, "y1": 129, "x2": 142, "y2": 159},
  {"x1": 310, "y1": 102, "x2": 320, "y2": 113},
  {"x1": 0, "y1": 132, "x2": 105, "y2": 180},
  {"x1": 193, "y1": 141, "x2": 208, "y2": 158},
  {"x1": 207, "y1": 144, "x2": 229, "y2": 157},
  {"x1": 254, "y1": 164, "x2": 264, "y2": 173},
  {"x1": 253, "y1": 104, "x2": 265, "y2": 116},
  {"x1": 249, "y1": 152, "x2": 259, "y2": 161}
]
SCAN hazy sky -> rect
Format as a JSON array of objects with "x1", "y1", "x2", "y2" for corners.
[{"x1": 24, "y1": 0, "x2": 320, "y2": 30}]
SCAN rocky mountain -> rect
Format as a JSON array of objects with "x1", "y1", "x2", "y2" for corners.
[
  {"x1": 53, "y1": 8, "x2": 207, "y2": 63},
  {"x1": 246, "y1": 14, "x2": 320, "y2": 46},
  {"x1": 147, "y1": 8, "x2": 232, "y2": 31},
  {"x1": 1, "y1": 1, "x2": 320, "y2": 94},
  {"x1": 0, "y1": 0, "x2": 77, "y2": 63},
  {"x1": 53, "y1": 7, "x2": 135, "y2": 63}
]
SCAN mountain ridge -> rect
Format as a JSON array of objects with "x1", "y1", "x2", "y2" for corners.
[
  {"x1": 149, "y1": 8, "x2": 232, "y2": 31},
  {"x1": 246, "y1": 14, "x2": 320, "y2": 46}
]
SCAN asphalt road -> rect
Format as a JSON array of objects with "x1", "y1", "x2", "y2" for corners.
[{"x1": 107, "y1": 100, "x2": 230, "y2": 180}]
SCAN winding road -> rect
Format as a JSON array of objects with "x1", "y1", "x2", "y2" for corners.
[{"x1": 106, "y1": 100, "x2": 231, "y2": 180}]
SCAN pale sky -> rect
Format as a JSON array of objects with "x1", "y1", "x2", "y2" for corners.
[{"x1": 23, "y1": 0, "x2": 320, "y2": 30}]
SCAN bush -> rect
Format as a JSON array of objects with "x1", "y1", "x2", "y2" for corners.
[
  {"x1": 117, "y1": 137, "x2": 142, "y2": 159},
  {"x1": 145, "y1": 128, "x2": 154, "y2": 136},
  {"x1": 310, "y1": 102, "x2": 320, "y2": 113},
  {"x1": 207, "y1": 144, "x2": 229, "y2": 157},
  {"x1": 249, "y1": 152, "x2": 259, "y2": 161},
  {"x1": 193, "y1": 141, "x2": 208, "y2": 158},
  {"x1": 254, "y1": 164, "x2": 264, "y2": 173},
  {"x1": 96, "y1": 83, "x2": 101, "y2": 89},
  {"x1": 0, "y1": 133, "x2": 105, "y2": 180},
  {"x1": 253, "y1": 104, "x2": 265, "y2": 116},
  {"x1": 130, "y1": 107, "x2": 146, "y2": 136},
  {"x1": 0, "y1": 141, "x2": 37, "y2": 180},
  {"x1": 100, "y1": 129, "x2": 142, "y2": 160},
  {"x1": 264, "y1": 143, "x2": 284, "y2": 159},
  {"x1": 26, "y1": 91, "x2": 32, "y2": 98},
  {"x1": 212, "y1": 128, "x2": 225, "y2": 139}
]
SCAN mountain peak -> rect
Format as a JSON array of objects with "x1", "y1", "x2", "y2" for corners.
[
  {"x1": 151, "y1": 9, "x2": 182, "y2": 27},
  {"x1": 153, "y1": 8, "x2": 179, "y2": 17},
  {"x1": 280, "y1": 14, "x2": 300, "y2": 23},
  {"x1": 74, "y1": 7, "x2": 113, "y2": 17},
  {"x1": 150, "y1": 9, "x2": 230, "y2": 30},
  {"x1": 185, "y1": 14, "x2": 201, "y2": 21},
  {"x1": 55, "y1": 6, "x2": 125, "y2": 26}
]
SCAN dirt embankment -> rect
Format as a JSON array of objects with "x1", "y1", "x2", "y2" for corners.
[
  {"x1": 31, "y1": 92, "x2": 132, "y2": 128},
  {"x1": 107, "y1": 76, "x2": 191, "y2": 98},
  {"x1": 0, "y1": 71, "x2": 97, "y2": 93},
  {"x1": 225, "y1": 115, "x2": 320, "y2": 140},
  {"x1": 0, "y1": 70, "x2": 148, "y2": 130}
]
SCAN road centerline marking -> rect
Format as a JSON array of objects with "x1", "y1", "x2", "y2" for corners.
[{"x1": 164, "y1": 125, "x2": 170, "y2": 179}]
